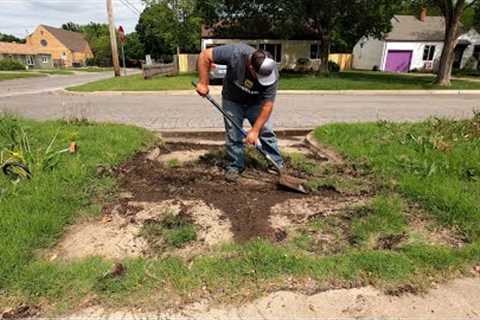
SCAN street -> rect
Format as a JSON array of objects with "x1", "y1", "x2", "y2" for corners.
[
  {"x1": 0, "y1": 90, "x2": 478, "y2": 130},
  {"x1": 0, "y1": 71, "x2": 113, "y2": 98}
]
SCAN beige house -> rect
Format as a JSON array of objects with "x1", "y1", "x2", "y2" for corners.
[
  {"x1": 0, "y1": 41, "x2": 53, "y2": 69},
  {"x1": 201, "y1": 26, "x2": 322, "y2": 71},
  {"x1": 26, "y1": 25, "x2": 93, "y2": 67}
]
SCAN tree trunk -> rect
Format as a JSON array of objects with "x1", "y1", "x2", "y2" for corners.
[
  {"x1": 435, "y1": 10, "x2": 463, "y2": 86},
  {"x1": 317, "y1": 33, "x2": 331, "y2": 75}
]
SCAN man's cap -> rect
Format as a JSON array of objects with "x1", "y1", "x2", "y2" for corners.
[{"x1": 251, "y1": 50, "x2": 278, "y2": 86}]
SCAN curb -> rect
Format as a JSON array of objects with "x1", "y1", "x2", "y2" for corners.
[
  {"x1": 304, "y1": 131, "x2": 345, "y2": 165},
  {"x1": 62, "y1": 89, "x2": 480, "y2": 96}
]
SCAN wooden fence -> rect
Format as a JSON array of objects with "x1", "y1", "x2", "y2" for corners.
[
  {"x1": 142, "y1": 56, "x2": 178, "y2": 79},
  {"x1": 179, "y1": 54, "x2": 198, "y2": 73},
  {"x1": 329, "y1": 54, "x2": 353, "y2": 71}
]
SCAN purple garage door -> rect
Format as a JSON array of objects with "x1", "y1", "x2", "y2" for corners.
[{"x1": 385, "y1": 50, "x2": 413, "y2": 72}]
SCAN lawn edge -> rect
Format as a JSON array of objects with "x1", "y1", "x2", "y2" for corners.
[{"x1": 63, "y1": 88, "x2": 480, "y2": 95}]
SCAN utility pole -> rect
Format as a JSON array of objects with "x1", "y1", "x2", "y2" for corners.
[{"x1": 106, "y1": 0, "x2": 121, "y2": 77}]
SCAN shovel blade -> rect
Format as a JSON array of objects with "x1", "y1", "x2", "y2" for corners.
[{"x1": 278, "y1": 174, "x2": 309, "y2": 194}]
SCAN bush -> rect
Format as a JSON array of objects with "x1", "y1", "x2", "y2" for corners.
[
  {"x1": 0, "y1": 58, "x2": 26, "y2": 71},
  {"x1": 85, "y1": 58, "x2": 96, "y2": 67},
  {"x1": 328, "y1": 61, "x2": 340, "y2": 72},
  {"x1": 463, "y1": 56, "x2": 478, "y2": 71}
]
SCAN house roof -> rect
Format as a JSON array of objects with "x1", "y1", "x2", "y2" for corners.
[
  {"x1": 385, "y1": 15, "x2": 452, "y2": 42},
  {"x1": 0, "y1": 41, "x2": 37, "y2": 55},
  {"x1": 201, "y1": 24, "x2": 320, "y2": 40},
  {"x1": 40, "y1": 25, "x2": 90, "y2": 52}
]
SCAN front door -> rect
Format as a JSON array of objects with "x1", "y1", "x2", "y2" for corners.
[{"x1": 385, "y1": 50, "x2": 413, "y2": 72}]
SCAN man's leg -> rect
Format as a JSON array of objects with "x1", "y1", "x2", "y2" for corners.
[
  {"x1": 245, "y1": 103, "x2": 284, "y2": 168},
  {"x1": 223, "y1": 99, "x2": 246, "y2": 174}
]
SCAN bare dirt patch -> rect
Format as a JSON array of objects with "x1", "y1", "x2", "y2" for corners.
[
  {"x1": 52, "y1": 140, "x2": 364, "y2": 260},
  {"x1": 51, "y1": 139, "x2": 460, "y2": 261}
]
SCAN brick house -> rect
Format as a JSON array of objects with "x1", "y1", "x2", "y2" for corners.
[
  {"x1": 26, "y1": 25, "x2": 93, "y2": 67},
  {"x1": 0, "y1": 41, "x2": 53, "y2": 69}
]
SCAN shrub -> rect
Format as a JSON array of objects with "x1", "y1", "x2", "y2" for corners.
[
  {"x1": 463, "y1": 56, "x2": 478, "y2": 71},
  {"x1": 0, "y1": 58, "x2": 26, "y2": 71},
  {"x1": 328, "y1": 61, "x2": 340, "y2": 72}
]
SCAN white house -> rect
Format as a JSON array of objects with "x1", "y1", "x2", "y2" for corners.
[{"x1": 353, "y1": 12, "x2": 480, "y2": 72}]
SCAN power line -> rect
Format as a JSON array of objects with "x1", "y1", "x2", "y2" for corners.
[
  {"x1": 118, "y1": 0, "x2": 141, "y2": 16},
  {"x1": 122, "y1": 0, "x2": 142, "y2": 14}
]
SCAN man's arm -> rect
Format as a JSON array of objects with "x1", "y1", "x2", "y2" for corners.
[
  {"x1": 245, "y1": 100, "x2": 273, "y2": 145},
  {"x1": 196, "y1": 48, "x2": 213, "y2": 96}
]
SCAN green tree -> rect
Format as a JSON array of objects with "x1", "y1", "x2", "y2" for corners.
[
  {"x1": 137, "y1": 0, "x2": 201, "y2": 59},
  {"x1": 125, "y1": 32, "x2": 145, "y2": 61},
  {"x1": 473, "y1": 1, "x2": 480, "y2": 30},
  {"x1": 199, "y1": 0, "x2": 401, "y2": 73},
  {"x1": 62, "y1": 22, "x2": 81, "y2": 32},
  {"x1": 0, "y1": 33, "x2": 25, "y2": 43}
]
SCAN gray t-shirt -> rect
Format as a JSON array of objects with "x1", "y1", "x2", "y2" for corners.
[{"x1": 212, "y1": 43, "x2": 278, "y2": 105}]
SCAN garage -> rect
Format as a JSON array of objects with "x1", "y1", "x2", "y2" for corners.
[{"x1": 385, "y1": 50, "x2": 413, "y2": 73}]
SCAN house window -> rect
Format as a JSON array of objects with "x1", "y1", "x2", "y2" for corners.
[
  {"x1": 40, "y1": 39, "x2": 48, "y2": 47},
  {"x1": 42, "y1": 56, "x2": 49, "y2": 64},
  {"x1": 310, "y1": 43, "x2": 321, "y2": 59},
  {"x1": 259, "y1": 43, "x2": 282, "y2": 63},
  {"x1": 26, "y1": 56, "x2": 34, "y2": 66},
  {"x1": 423, "y1": 45, "x2": 436, "y2": 61}
]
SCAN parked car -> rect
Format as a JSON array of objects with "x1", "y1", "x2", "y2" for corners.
[{"x1": 209, "y1": 63, "x2": 227, "y2": 83}]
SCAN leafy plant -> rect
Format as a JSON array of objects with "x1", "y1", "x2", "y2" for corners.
[
  {"x1": 0, "y1": 116, "x2": 72, "y2": 181},
  {"x1": 0, "y1": 58, "x2": 26, "y2": 71}
]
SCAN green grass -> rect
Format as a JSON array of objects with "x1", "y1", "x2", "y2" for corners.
[
  {"x1": 350, "y1": 195, "x2": 407, "y2": 246},
  {"x1": 0, "y1": 72, "x2": 45, "y2": 81},
  {"x1": 141, "y1": 212, "x2": 197, "y2": 250},
  {"x1": 67, "y1": 71, "x2": 480, "y2": 92},
  {"x1": 68, "y1": 74, "x2": 196, "y2": 92},
  {"x1": 0, "y1": 116, "x2": 155, "y2": 291},
  {"x1": 3, "y1": 116, "x2": 480, "y2": 313},
  {"x1": 33, "y1": 69, "x2": 75, "y2": 75},
  {"x1": 314, "y1": 116, "x2": 480, "y2": 241},
  {"x1": 73, "y1": 67, "x2": 114, "y2": 73},
  {"x1": 279, "y1": 71, "x2": 480, "y2": 90}
]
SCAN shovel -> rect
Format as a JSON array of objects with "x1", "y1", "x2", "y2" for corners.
[{"x1": 192, "y1": 81, "x2": 308, "y2": 194}]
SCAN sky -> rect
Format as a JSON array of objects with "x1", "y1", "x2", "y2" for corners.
[{"x1": 0, "y1": 0, "x2": 145, "y2": 38}]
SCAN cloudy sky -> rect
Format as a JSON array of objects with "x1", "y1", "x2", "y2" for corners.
[{"x1": 0, "y1": 0, "x2": 145, "y2": 38}]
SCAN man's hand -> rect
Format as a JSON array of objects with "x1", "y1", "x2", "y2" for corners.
[
  {"x1": 196, "y1": 82, "x2": 209, "y2": 96},
  {"x1": 245, "y1": 129, "x2": 260, "y2": 146}
]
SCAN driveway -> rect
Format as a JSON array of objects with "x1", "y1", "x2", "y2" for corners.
[
  {"x1": 0, "y1": 72, "x2": 113, "y2": 98},
  {"x1": 0, "y1": 91, "x2": 478, "y2": 130}
]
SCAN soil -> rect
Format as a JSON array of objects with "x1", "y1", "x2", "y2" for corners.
[
  {"x1": 50, "y1": 139, "x2": 462, "y2": 261},
  {"x1": 113, "y1": 143, "x2": 341, "y2": 243}
]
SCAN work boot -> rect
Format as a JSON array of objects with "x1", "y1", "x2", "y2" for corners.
[{"x1": 225, "y1": 170, "x2": 240, "y2": 183}]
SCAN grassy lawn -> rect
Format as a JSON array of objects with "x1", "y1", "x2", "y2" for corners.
[
  {"x1": 280, "y1": 71, "x2": 480, "y2": 90},
  {"x1": 68, "y1": 73, "x2": 196, "y2": 92},
  {"x1": 0, "y1": 72, "x2": 45, "y2": 81},
  {"x1": 33, "y1": 69, "x2": 75, "y2": 75},
  {"x1": 67, "y1": 71, "x2": 480, "y2": 92},
  {"x1": 2, "y1": 115, "x2": 479, "y2": 314},
  {"x1": 72, "y1": 67, "x2": 114, "y2": 73},
  {"x1": 0, "y1": 116, "x2": 155, "y2": 308}
]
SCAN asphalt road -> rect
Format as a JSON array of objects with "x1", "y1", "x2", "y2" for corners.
[
  {"x1": 1, "y1": 91, "x2": 479, "y2": 130},
  {"x1": 0, "y1": 72, "x2": 113, "y2": 98}
]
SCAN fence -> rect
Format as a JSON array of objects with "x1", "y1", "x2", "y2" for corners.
[
  {"x1": 142, "y1": 60, "x2": 177, "y2": 80},
  {"x1": 178, "y1": 54, "x2": 198, "y2": 73},
  {"x1": 329, "y1": 54, "x2": 353, "y2": 71}
]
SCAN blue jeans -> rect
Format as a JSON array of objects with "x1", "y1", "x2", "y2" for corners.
[{"x1": 222, "y1": 98, "x2": 283, "y2": 173}]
